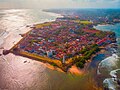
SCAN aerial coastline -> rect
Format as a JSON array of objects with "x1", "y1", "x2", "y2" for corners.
[
  {"x1": 3, "y1": 12, "x2": 117, "y2": 74},
  {"x1": 0, "y1": 8, "x2": 120, "y2": 90}
]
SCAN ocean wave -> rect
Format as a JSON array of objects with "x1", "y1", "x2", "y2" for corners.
[
  {"x1": 103, "y1": 78, "x2": 116, "y2": 90},
  {"x1": 97, "y1": 54, "x2": 119, "y2": 75},
  {"x1": 103, "y1": 69, "x2": 120, "y2": 90},
  {"x1": 97, "y1": 45, "x2": 120, "y2": 89},
  {"x1": 110, "y1": 69, "x2": 120, "y2": 78},
  {"x1": 0, "y1": 30, "x2": 9, "y2": 46}
]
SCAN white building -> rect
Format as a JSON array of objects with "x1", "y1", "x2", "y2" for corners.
[
  {"x1": 47, "y1": 51, "x2": 53, "y2": 57},
  {"x1": 62, "y1": 55, "x2": 66, "y2": 64}
]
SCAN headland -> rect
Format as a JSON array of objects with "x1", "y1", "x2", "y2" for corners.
[{"x1": 3, "y1": 16, "x2": 116, "y2": 73}]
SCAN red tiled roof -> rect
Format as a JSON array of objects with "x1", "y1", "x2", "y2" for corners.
[
  {"x1": 97, "y1": 38, "x2": 107, "y2": 45},
  {"x1": 83, "y1": 28, "x2": 100, "y2": 33}
]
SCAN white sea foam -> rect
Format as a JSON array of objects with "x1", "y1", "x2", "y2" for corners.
[
  {"x1": 103, "y1": 69, "x2": 120, "y2": 90},
  {"x1": 97, "y1": 54, "x2": 119, "y2": 75},
  {"x1": 97, "y1": 44, "x2": 120, "y2": 89},
  {"x1": 110, "y1": 69, "x2": 120, "y2": 78},
  {"x1": 103, "y1": 78, "x2": 116, "y2": 90}
]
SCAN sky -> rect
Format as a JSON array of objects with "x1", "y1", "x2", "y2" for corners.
[{"x1": 0, "y1": 0, "x2": 120, "y2": 9}]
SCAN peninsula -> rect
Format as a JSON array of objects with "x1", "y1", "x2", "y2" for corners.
[{"x1": 3, "y1": 17, "x2": 116, "y2": 72}]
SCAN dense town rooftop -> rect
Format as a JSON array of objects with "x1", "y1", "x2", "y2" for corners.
[{"x1": 8, "y1": 17, "x2": 116, "y2": 71}]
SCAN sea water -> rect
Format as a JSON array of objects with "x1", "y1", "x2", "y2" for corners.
[
  {"x1": 0, "y1": 9, "x2": 61, "y2": 46},
  {"x1": 95, "y1": 24, "x2": 120, "y2": 90}
]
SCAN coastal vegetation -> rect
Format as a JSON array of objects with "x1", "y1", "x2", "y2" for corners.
[
  {"x1": 72, "y1": 44, "x2": 100, "y2": 68},
  {"x1": 74, "y1": 20, "x2": 92, "y2": 25},
  {"x1": 80, "y1": 20, "x2": 92, "y2": 25}
]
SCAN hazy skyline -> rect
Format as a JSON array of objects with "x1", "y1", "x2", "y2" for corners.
[{"x1": 0, "y1": 0, "x2": 120, "y2": 9}]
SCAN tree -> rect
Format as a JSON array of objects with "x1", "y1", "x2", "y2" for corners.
[{"x1": 76, "y1": 62, "x2": 84, "y2": 68}]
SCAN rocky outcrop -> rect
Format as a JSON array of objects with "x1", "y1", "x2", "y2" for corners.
[{"x1": 3, "y1": 50, "x2": 10, "y2": 55}]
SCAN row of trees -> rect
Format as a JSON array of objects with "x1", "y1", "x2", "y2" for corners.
[{"x1": 72, "y1": 44, "x2": 100, "y2": 68}]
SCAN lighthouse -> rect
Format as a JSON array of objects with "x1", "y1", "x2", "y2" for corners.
[{"x1": 62, "y1": 55, "x2": 66, "y2": 64}]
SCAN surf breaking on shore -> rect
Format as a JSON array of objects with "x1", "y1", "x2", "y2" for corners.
[{"x1": 94, "y1": 23, "x2": 120, "y2": 90}]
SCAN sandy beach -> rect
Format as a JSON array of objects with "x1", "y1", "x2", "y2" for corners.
[{"x1": 68, "y1": 65, "x2": 84, "y2": 75}]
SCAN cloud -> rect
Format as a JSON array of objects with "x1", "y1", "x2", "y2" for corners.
[
  {"x1": 0, "y1": 0, "x2": 120, "y2": 9},
  {"x1": 72, "y1": 0, "x2": 119, "y2": 2}
]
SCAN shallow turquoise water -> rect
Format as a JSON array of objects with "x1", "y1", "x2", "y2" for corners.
[{"x1": 95, "y1": 23, "x2": 120, "y2": 44}]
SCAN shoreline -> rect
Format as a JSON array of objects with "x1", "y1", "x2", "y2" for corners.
[
  {"x1": 1, "y1": 26, "x2": 87, "y2": 75},
  {"x1": 92, "y1": 22, "x2": 120, "y2": 89},
  {"x1": 1, "y1": 10, "x2": 117, "y2": 76},
  {"x1": 6, "y1": 30, "x2": 115, "y2": 75},
  {"x1": 0, "y1": 9, "x2": 120, "y2": 90},
  {"x1": 8, "y1": 33, "x2": 104, "y2": 75},
  {"x1": 0, "y1": 10, "x2": 85, "y2": 75}
]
